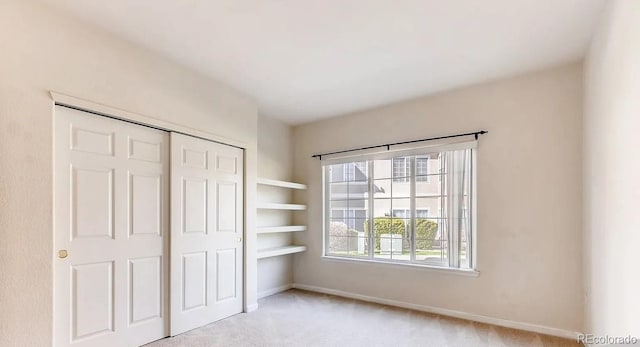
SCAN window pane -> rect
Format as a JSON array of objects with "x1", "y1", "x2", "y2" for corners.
[
  {"x1": 346, "y1": 199, "x2": 366, "y2": 213},
  {"x1": 329, "y1": 200, "x2": 348, "y2": 211},
  {"x1": 459, "y1": 189, "x2": 472, "y2": 269},
  {"x1": 330, "y1": 210, "x2": 368, "y2": 234},
  {"x1": 416, "y1": 156, "x2": 429, "y2": 179},
  {"x1": 329, "y1": 182, "x2": 348, "y2": 200},
  {"x1": 416, "y1": 175, "x2": 444, "y2": 196},
  {"x1": 328, "y1": 235, "x2": 348, "y2": 254},
  {"x1": 349, "y1": 218, "x2": 368, "y2": 234},
  {"x1": 373, "y1": 159, "x2": 392, "y2": 179},
  {"x1": 396, "y1": 218, "x2": 412, "y2": 261},
  {"x1": 372, "y1": 198, "x2": 391, "y2": 218},
  {"x1": 328, "y1": 220, "x2": 349, "y2": 235},
  {"x1": 347, "y1": 237, "x2": 368, "y2": 257},
  {"x1": 373, "y1": 218, "x2": 391, "y2": 258},
  {"x1": 336, "y1": 161, "x2": 367, "y2": 182},
  {"x1": 373, "y1": 217, "x2": 409, "y2": 260},
  {"x1": 415, "y1": 241, "x2": 448, "y2": 266},
  {"x1": 329, "y1": 218, "x2": 367, "y2": 236},
  {"x1": 390, "y1": 198, "x2": 410, "y2": 215},
  {"x1": 415, "y1": 218, "x2": 440, "y2": 244},
  {"x1": 343, "y1": 163, "x2": 355, "y2": 181},
  {"x1": 415, "y1": 209, "x2": 429, "y2": 218},
  {"x1": 372, "y1": 179, "x2": 391, "y2": 198},
  {"x1": 348, "y1": 181, "x2": 370, "y2": 199},
  {"x1": 391, "y1": 179, "x2": 410, "y2": 198},
  {"x1": 415, "y1": 217, "x2": 447, "y2": 265},
  {"x1": 392, "y1": 209, "x2": 409, "y2": 218},
  {"x1": 460, "y1": 238, "x2": 470, "y2": 269},
  {"x1": 415, "y1": 197, "x2": 444, "y2": 218},
  {"x1": 392, "y1": 157, "x2": 410, "y2": 182},
  {"x1": 353, "y1": 161, "x2": 368, "y2": 181},
  {"x1": 326, "y1": 161, "x2": 372, "y2": 258},
  {"x1": 328, "y1": 227, "x2": 366, "y2": 257},
  {"x1": 449, "y1": 148, "x2": 472, "y2": 269},
  {"x1": 417, "y1": 153, "x2": 441, "y2": 174},
  {"x1": 327, "y1": 164, "x2": 344, "y2": 183}
]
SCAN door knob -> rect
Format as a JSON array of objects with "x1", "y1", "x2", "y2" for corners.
[
  {"x1": 237, "y1": 237, "x2": 242, "y2": 243},
  {"x1": 58, "y1": 250, "x2": 68, "y2": 258}
]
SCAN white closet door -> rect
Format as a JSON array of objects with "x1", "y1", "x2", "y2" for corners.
[
  {"x1": 170, "y1": 133, "x2": 244, "y2": 336},
  {"x1": 54, "y1": 106, "x2": 169, "y2": 347}
]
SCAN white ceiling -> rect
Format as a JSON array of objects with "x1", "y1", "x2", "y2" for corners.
[{"x1": 41, "y1": 0, "x2": 605, "y2": 124}]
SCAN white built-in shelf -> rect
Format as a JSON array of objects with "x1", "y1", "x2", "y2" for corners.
[
  {"x1": 257, "y1": 203, "x2": 306, "y2": 210},
  {"x1": 257, "y1": 245, "x2": 307, "y2": 259},
  {"x1": 257, "y1": 178, "x2": 307, "y2": 190},
  {"x1": 257, "y1": 225, "x2": 307, "y2": 234},
  {"x1": 256, "y1": 177, "x2": 307, "y2": 262}
]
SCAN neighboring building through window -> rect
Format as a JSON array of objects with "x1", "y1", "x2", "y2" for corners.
[
  {"x1": 392, "y1": 157, "x2": 410, "y2": 182},
  {"x1": 415, "y1": 156, "x2": 429, "y2": 182},
  {"x1": 344, "y1": 161, "x2": 366, "y2": 181},
  {"x1": 331, "y1": 208, "x2": 367, "y2": 231},
  {"x1": 392, "y1": 209, "x2": 429, "y2": 218}
]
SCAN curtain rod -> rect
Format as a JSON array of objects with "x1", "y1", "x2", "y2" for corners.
[{"x1": 311, "y1": 130, "x2": 488, "y2": 160}]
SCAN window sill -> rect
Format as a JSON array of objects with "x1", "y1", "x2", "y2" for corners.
[{"x1": 321, "y1": 255, "x2": 480, "y2": 277}]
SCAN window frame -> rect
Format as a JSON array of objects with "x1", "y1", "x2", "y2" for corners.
[{"x1": 322, "y1": 143, "x2": 478, "y2": 273}]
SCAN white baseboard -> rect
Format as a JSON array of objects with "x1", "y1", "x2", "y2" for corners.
[
  {"x1": 246, "y1": 303, "x2": 259, "y2": 312},
  {"x1": 292, "y1": 283, "x2": 582, "y2": 340},
  {"x1": 257, "y1": 283, "x2": 293, "y2": 299}
]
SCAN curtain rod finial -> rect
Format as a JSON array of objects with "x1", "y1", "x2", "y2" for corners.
[{"x1": 476, "y1": 130, "x2": 488, "y2": 139}]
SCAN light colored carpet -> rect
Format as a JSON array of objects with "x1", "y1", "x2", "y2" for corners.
[{"x1": 146, "y1": 289, "x2": 580, "y2": 347}]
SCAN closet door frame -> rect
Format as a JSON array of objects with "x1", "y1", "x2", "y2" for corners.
[{"x1": 52, "y1": 93, "x2": 251, "y2": 344}]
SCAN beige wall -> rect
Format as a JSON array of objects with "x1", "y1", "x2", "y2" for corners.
[
  {"x1": 292, "y1": 64, "x2": 584, "y2": 333},
  {"x1": 257, "y1": 114, "x2": 295, "y2": 296},
  {"x1": 583, "y1": 0, "x2": 640, "y2": 336},
  {"x1": 0, "y1": 0, "x2": 259, "y2": 345}
]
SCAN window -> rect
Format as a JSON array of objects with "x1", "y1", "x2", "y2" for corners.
[{"x1": 324, "y1": 146, "x2": 475, "y2": 270}]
